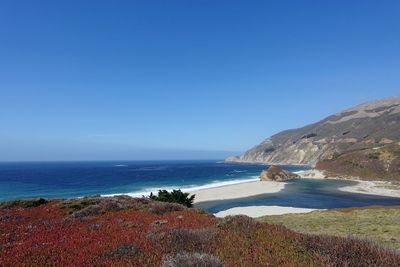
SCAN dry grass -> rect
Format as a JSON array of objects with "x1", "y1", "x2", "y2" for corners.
[
  {"x1": 300, "y1": 235, "x2": 400, "y2": 266},
  {"x1": 259, "y1": 205, "x2": 400, "y2": 250}
]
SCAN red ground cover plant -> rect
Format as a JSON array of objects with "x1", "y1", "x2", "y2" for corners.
[{"x1": 1, "y1": 196, "x2": 399, "y2": 267}]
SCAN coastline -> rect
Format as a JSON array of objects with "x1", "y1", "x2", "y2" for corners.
[
  {"x1": 214, "y1": 206, "x2": 321, "y2": 218},
  {"x1": 192, "y1": 179, "x2": 324, "y2": 217},
  {"x1": 103, "y1": 176, "x2": 261, "y2": 199},
  {"x1": 192, "y1": 169, "x2": 400, "y2": 218},
  {"x1": 192, "y1": 180, "x2": 286, "y2": 203},
  {"x1": 339, "y1": 180, "x2": 400, "y2": 198},
  {"x1": 296, "y1": 169, "x2": 400, "y2": 198}
]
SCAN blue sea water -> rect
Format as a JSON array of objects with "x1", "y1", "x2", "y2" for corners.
[
  {"x1": 1, "y1": 161, "x2": 400, "y2": 212},
  {"x1": 0, "y1": 160, "x2": 299, "y2": 201}
]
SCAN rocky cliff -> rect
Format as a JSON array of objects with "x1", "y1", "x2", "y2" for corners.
[{"x1": 226, "y1": 96, "x2": 400, "y2": 166}]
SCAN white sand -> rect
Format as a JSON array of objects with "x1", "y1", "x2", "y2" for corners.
[
  {"x1": 214, "y1": 206, "x2": 320, "y2": 218},
  {"x1": 297, "y1": 169, "x2": 400, "y2": 198},
  {"x1": 339, "y1": 180, "x2": 400, "y2": 198},
  {"x1": 193, "y1": 180, "x2": 285, "y2": 203},
  {"x1": 192, "y1": 179, "x2": 320, "y2": 217},
  {"x1": 192, "y1": 170, "x2": 400, "y2": 219},
  {"x1": 296, "y1": 169, "x2": 327, "y2": 179}
]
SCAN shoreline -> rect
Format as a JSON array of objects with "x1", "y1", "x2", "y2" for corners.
[
  {"x1": 192, "y1": 180, "x2": 286, "y2": 203},
  {"x1": 102, "y1": 176, "x2": 261, "y2": 199},
  {"x1": 193, "y1": 169, "x2": 400, "y2": 218},
  {"x1": 339, "y1": 180, "x2": 400, "y2": 198},
  {"x1": 192, "y1": 180, "x2": 323, "y2": 217},
  {"x1": 297, "y1": 169, "x2": 400, "y2": 198},
  {"x1": 214, "y1": 206, "x2": 321, "y2": 218}
]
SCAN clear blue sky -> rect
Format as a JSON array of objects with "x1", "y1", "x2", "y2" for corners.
[{"x1": 1, "y1": 1, "x2": 399, "y2": 161}]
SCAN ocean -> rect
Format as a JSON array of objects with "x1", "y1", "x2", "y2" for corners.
[
  {"x1": 0, "y1": 160, "x2": 308, "y2": 201},
  {"x1": 2, "y1": 161, "x2": 400, "y2": 212}
]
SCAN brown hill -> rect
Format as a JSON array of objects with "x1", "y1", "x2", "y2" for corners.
[
  {"x1": 316, "y1": 143, "x2": 400, "y2": 181},
  {"x1": 226, "y1": 96, "x2": 400, "y2": 166}
]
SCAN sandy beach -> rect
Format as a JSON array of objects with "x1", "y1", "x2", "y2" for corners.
[
  {"x1": 193, "y1": 179, "x2": 322, "y2": 217},
  {"x1": 297, "y1": 169, "x2": 327, "y2": 179},
  {"x1": 214, "y1": 206, "x2": 320, "y2": 218},
  {"x1": 192, "y1": 180, "x2": 286, "y2": 203},
  {"x1": 193, "y1": 169, "x2": 400, "y2": 218},
  {"x1": 339, "y1": 180, "x2": 400, "y2": 198},
  {"x1": 297, "y1": 169, "x2": 400, "y2": 198}
]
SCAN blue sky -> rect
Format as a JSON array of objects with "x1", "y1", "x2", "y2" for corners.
[{"x1": 1, "y1": 0, "x2": 399, "y2": 161}]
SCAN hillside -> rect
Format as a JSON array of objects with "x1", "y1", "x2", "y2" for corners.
[
  {"x1": 226, "y1": 97, "x2": 400, "y2": 175},
  {"x1": 1, "y1": 196, "x2": 400, "y2": 266},
  {"x1": 316, "y1": 143, "x2": 400, "y2": 181},
  {"x1": 259, "y1": 206, "x2": 400, "y2": 250}
]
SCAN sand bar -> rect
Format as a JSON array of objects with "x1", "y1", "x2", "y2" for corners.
[
  {"x1": 339, "y1": 180, "x2": 400, "y2": 198},
  {"x1": 214, "y1": 206, "x2": 320, "y2": 218},
  {"x1": 192, "y1": 180, "x2": 285, "y2": 203},
  {"x1": 297, "y1": 169, "x2": 400, "y2": 198},
  {"x1": 296, "y1": 169, "x2": 327, "y2": 179}
]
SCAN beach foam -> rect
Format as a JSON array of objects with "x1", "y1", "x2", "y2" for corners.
[{"x1": 102, "y1": 176, "x2": 260, "y2": 198}]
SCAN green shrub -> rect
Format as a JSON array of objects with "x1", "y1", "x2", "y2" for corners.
[
  {"x1": 367, "y1": 153, "x2": 379, "y2": 160},
  {"x1": 0, "y1": 198, "x2": 48, "y2": 209},
  {"x1": 57, "y1": 198, "x2": 99, "y2": 212},
  {"x1": 149, "y1": 189, "x2": 195, "y2": 208},
  {"x1": 148, "y1": 201, "x2": 186, "y2": 215}
]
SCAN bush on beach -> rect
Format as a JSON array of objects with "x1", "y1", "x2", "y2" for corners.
[{"x1": 149, "y1": 189, "x2": 196, "y2": 208}]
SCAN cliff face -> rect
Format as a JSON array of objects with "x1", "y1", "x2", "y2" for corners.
[{"x1": 227, "y1": 96, "x2": 400, "y2": 166}]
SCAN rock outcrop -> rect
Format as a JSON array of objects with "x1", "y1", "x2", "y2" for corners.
[
  {"x1": 226, "y1": 96, "x2": 400, "y2": 166},
  {"x1": 260, "y1": 165, "x2": 300, "y2": 182}
]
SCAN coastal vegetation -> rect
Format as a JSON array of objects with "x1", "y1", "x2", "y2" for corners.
[
  {"x1": 1, "y1": 196, "x2": 399, "y2": 266},
  {"x1": 149, "y1": 189, "x2": 196, "y2": 208},
  {"x1": 259, "y1": 205, "x2": 400, "y2": 250},
  {"x1": 316, "y1": 144, "x2": 400, "y2": 181}
]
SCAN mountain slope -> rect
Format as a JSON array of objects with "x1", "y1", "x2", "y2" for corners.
[
  {"x1": 226, "y1": 96, "x2": 400, "y2": 166},
  {"x1": 316, "y1": 144, "x2": 400, "y2": 181}
]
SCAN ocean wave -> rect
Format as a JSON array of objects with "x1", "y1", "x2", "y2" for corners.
[
  {"x1": 102, "y1": 176, "x2": 260, "y2": 198},
  {"x1": 113, "y1": 164, "x2": 128, "y2": 167}
]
